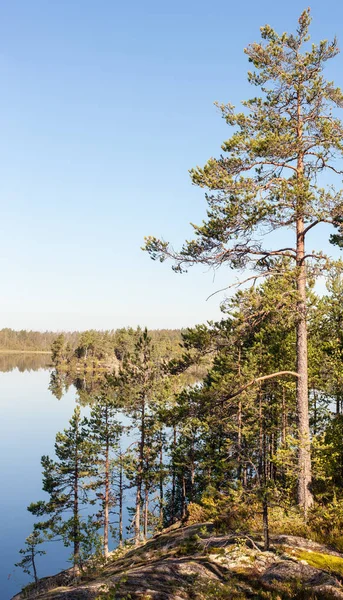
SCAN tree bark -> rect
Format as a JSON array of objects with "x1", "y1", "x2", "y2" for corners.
[
  {"x1": 237, "y1": 348, "x2": 242, "y2": 482},
  {"x1": 263, "y1": 496, "x2": 270, "y2": 551},
  {"x1": 296, "y1": 215, "x2": 313, "y2": 514},
  {"x1": 134, "y1": 484, "x2": 141, "y2": 546},
  {"x1": 103, "y1": 423, "x2": 109, "y2": 559},
  {"x1": 296, "y1": 91, "x2": 313, "y2": 516},
  {"x1": 73, "y1": 456, "x2": 80, "y2": 568},
  {"x1": 281, "y1": 387, "x2": 287, "y2": 446},
  {"x1": 119, "y1": 455, "x2": 123, "y2": 548},
  {"x1": 181, "y1": 475, "x2": 187, "y2": 520},
  {"x1": 143, "y1": 486, "x2": 149, "y2": 541},
  {"x1": 159, "y1": 433, "x2": 164, "y2": 527},
  {"x1": 258, "y1": 392, "x2": 263, "y2": 481},
  {"x1": 190, "y1": 436, "x2": 195, "y2": 502},
  {"x1": 31, "y1": 547, "x2": 38, "y2": 584},
  {"x1": 134, "y1": 396, "x2": 145, "y2": 546},
  {"x1": 171, "y1": 426, "x2": 177, "y2": 525}
]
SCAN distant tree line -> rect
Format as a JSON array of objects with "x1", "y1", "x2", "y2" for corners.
[
  {"x1": 0, "y1": 327, "x2": 182, "y2": 357},
  {"x1": 0, "y1": 328, "x2": 79, "y2": 352}
]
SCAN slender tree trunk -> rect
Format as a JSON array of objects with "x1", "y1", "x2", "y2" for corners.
[
  {"x1": 281, "y1": 388, "x2": 287, "y2": 446},
  {"x1": 262, "y1": 496, "x2": 270, "y2": 551},
  {"x1": 268, "y1": 437, "x2": 272, "y2": 480},
  {"x1": 296, "y1": 215, "x2": 313, "y2": 514},
  {"x1": 296, "y1": 94, "x2": 313, "y2": 515},
  {"x1": 134, "y1": 484, "x2": 141, "y2": 546},
  {"x1": 181, "y1": 475, "x2": 187, "y2": 520},
  {"x1": 104, "y1": 425, "x2": 110, "y2": 559},
  {"x1": 190, "y1": 436, "x2": 195, "y2": 502},
  {"x1": 159, "y1": 432, "x2": 164, "y2": 527},
  {"x1": 171, "y1": 426, "x2": 176, "y2": 524},
  {"x1": 237, "y1": 346, "x2": 243, "y2": 482},
  {"x1": 313, "y1": 390, "x2": 318, "y2": 435},
  {"x1": 119, "y1": 456, "x2": 123, "y2": 548},
  {"x1": 31, "y1": 547, "x2": 38, "y2": 584},
  {"x1": 134, "y1": 397, "x2": 145, "y2": 546},
  {"x1": 263, "y1": 432, "x2": 267, "y2": 483},
  {"x1": 270, "y1": 433, "x2": 275, "y2": 481},
  {"x1": 258, "y1": 392, "x2": 263, "y2": 480},
  {"x1": 73, "y1": 461, "x2": 80, "y2": 569},
  {"x1": 243, "y1": 462, "x2": 247, "y2": 488},
  {"x1": 143, "y1": 486, "x2": 149, "y2": 540}
]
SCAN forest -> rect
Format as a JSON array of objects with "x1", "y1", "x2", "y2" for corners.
[
  {"x1": 0, "y1": 327, "x2": 182, "y2": 356},
  {"x1": 15, "y1": 10, "x2": 343, "y2": 600}
]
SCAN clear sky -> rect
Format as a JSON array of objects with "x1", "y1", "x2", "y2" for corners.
[{"x1": 1, "y1": 0, "x2": 343, "y2": 332}]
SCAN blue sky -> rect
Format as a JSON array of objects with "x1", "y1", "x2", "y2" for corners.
[{"x1": 1, "y1": 0, "x2": 343, "y2": 331}]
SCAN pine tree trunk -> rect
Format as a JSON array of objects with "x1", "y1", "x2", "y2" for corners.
[
  {"x1": 190, "y1": 436, "x2": 195, "y2": 502},
  {"x1": 313, "y1": 390, "x2": 318, "y2": 435},
  {"x1": 258, "y1": 393, "x2": 263, "y2": 481},
  {"x1": 73, "y1": 460, "x2": 80, "y2": 568},
  {"x1": 296, "y1": 93, "x2": 313, "y2": 516},
  {"x1": 134, "y1": 396, "x2": 145, "y2": 546},
  {"x1": 181, "y1": 476, "x2": 187, "y2": 520},
  {"x1": 159, "y1": 434, "x2": 164, "y2": 527},
  {"x1": 243, "y1": 463, "x2": 247, "y2": 488},
  {"x1": 296, "y1": 215, "x2": 313, "y2": 514},
  {"x1": 119, "y1": 456, "x2": 123, "y2": 548},
  {"x1": 143, "y1": 486, "x2": 149, "y2": 540},
  {"x1": 31, "y1": 547, "x2": 38, "y2": 584},
  {"x1": 282, "y1": 388, "x2": 287, "y2": 446},
  {"x1": 134, "y1": 484, "x2": 141, "y2": 546},
  {"x1": 171, "y1": 426, "x2": 176, "y2": 524},
  {"x1": 336, "y1": 391, "x2": 340, "y2": 415},
  {"x1": 262, "y1": 496, "x2": 269, "y2": 551},
  {"x1": 104, "y1": 435, "x2": 110, "y2": 559},
  {"x1": 237, "y1": 348, "x2": 242, "y2": 482}
]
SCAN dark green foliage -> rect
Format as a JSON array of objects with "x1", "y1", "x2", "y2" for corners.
[
  {"x1": 15, "y1": 531, "x2": 45, "y2": 584},
  {"x1": 51, "y1": 334, "x2": 67, "y2": 364},
  {"x1": 28, "y1": 406, "x2": 96, "y2": 567}
]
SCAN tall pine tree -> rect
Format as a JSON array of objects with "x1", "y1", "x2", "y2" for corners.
[{"x1": 144, "y1": 9, "x2": 343, "y2": 514}]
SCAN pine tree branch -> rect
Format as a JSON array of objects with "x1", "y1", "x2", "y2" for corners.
[
  {"x1": 303, "y1": 218, "x2": 336, "y2": 236},
  {"x1": 206, "y1": 270, "x2": 284, "y2": 300},
  {"x1": 224, "y1": 371, "x2": 299, "y2": 401},
  {"x1": 303, "y1": 220, "x2": 319, "y2": 235}
]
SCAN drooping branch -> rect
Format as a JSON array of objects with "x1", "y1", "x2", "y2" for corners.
[
  {"x1": 303, "y1": 218, "x2": 337, "y2": 236},
  {"x1": 224, "y1": 371, "x2": 299, "y2": 401},
  {"x1": 206, "y1": 270, "x2": 285, "y2": 301}
]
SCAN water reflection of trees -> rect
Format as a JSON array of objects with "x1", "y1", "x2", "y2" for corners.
[
  {"x1": 49, "y1": 368, "x2": 107, "y2": 404},
  {"x1": 49, "y1": 363, "x2": 206, "y2": 406},
  {"x1": 0, "y1": 353, "x2": 51, "y2": 373}
]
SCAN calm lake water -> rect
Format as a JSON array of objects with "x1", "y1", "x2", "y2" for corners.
[{"x1": 0, "y1": 355, "x2": 94, "y2": 599}]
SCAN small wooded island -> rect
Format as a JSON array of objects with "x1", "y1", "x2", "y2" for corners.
[{"x1": 11, "y1": 9, "x2": 343, "y2": 600}]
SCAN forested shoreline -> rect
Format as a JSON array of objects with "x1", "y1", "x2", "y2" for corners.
[{"x1": 0, "y1": 328, "x2": 182, "y2": 355}]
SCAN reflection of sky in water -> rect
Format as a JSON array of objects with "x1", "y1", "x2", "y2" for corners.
[{"x1": 0, "y1": 358, "x2": 133, "y2": 599}]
